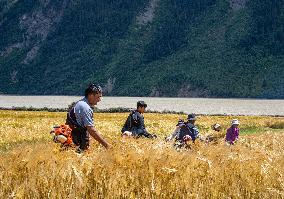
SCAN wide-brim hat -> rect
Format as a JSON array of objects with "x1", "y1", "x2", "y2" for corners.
[
  {"x1": 187, "y1": 113, "x2": 197, "y2": 121},
  {"x1": 213, "y1": 123, "x2": 221, "y2": 129},
  {"x1": 137, "y1": 100, "x2": 147, "y2": 107},
  {"x1": 231, "y1": 119, "x2": 239, "y2": 125}
]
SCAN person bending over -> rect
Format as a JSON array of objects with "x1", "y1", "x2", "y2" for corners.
[
  {"x1": 121, "y1": 101, "x2": 156, "y2": 139},
  {"x1": 66, "y1": 83, "x2": 110, "y2": 153}
]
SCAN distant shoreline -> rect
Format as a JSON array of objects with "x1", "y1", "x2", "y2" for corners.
[
  {"x1": 0, "y1": 107, "x2": 283, "y2": 117},
  {"x1": 0, "y1": 94, "x2": 283, "y2": 100},
  {"x1": 0, "y1": 95, "x2": 283, "y2": 116}
]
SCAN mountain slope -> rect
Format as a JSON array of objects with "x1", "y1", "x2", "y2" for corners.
[{"x1": 0, "y1": 0, "x2": 283, "y2": 98}]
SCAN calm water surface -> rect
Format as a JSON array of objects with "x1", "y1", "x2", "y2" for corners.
[{"x1": 0, "y1": 95, "x2": 283, "y2": 116}]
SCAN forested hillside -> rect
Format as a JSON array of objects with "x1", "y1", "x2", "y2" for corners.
[{"x1": 0, "y1": 0, "x2": 283, "y2": 98}]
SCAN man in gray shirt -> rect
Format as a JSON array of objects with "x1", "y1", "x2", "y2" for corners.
[{"x1": 66, "y1": 84, "x2": 110, "y2": 152}]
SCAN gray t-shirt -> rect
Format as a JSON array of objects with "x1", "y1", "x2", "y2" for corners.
[{"x1": 74, "y1": 97, "x2": 94, "y2": 127}]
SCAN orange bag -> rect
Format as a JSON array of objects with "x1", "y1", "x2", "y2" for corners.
[{"x1": 52, "y1": 125, "x2": 73, "y2": 146}]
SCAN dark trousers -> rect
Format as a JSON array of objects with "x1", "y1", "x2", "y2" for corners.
[
  {"x1": 71, "y1": 128, "x2": 90, "y2": 150},
  {"x1": 132, "y1": 127, "x2": 155, "y2": 138}
]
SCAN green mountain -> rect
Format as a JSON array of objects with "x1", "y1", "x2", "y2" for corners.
[{"x1": 0, "y1": 0, "x2": 283, "y2": 98}]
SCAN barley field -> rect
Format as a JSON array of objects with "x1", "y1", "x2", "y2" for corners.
[{"x1": 0, "y1": 110, "x2": 284, "y2": 198}]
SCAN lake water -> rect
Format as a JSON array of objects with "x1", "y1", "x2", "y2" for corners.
[{"x1": 0, "y1": 95, "x2": 283, "y2": 116}]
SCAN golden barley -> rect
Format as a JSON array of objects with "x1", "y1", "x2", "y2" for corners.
[{"x1": 0, "y1": 110, "x2": 283, "y2": 198}]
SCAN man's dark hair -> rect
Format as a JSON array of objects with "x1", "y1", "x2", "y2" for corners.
[
  {"x1": 85, "y1": 83, "x2": 102, "y2": 97},
  {"x1": 137, "y1": 101, "x2": 147, "y2": 109}
]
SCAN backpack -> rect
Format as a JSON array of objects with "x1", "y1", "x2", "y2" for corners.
[
  {"x1": 176, "y1": 122, "x2": 197, "y2": 142},
  {"x1": 121, "y1": 110, "x2": 139, "y2": 132},
  {"x1": 51, "y1": 125, "x2": 73, "y2": 146}
]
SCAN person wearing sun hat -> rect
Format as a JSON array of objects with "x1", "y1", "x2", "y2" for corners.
[
  {"x1": 212, "y1": 123, "x2": 221, "y2": 132},
  {"x1": 166, "y1": 113, "x2": 200, "y2": 148},
  {"x1": 225, "y1": 119, "x2": 240, "y2": 145},
  {"x1": 200, "y1": 123, "x2": 224, "y2": 144}
]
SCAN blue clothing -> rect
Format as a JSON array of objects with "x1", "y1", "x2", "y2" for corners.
[
  {"x1": 73, "y1": 97, "x2": 94, "y2": 127},
  {"x1": 176, "y1": 122, "x2": 199, "y2": 142}
]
